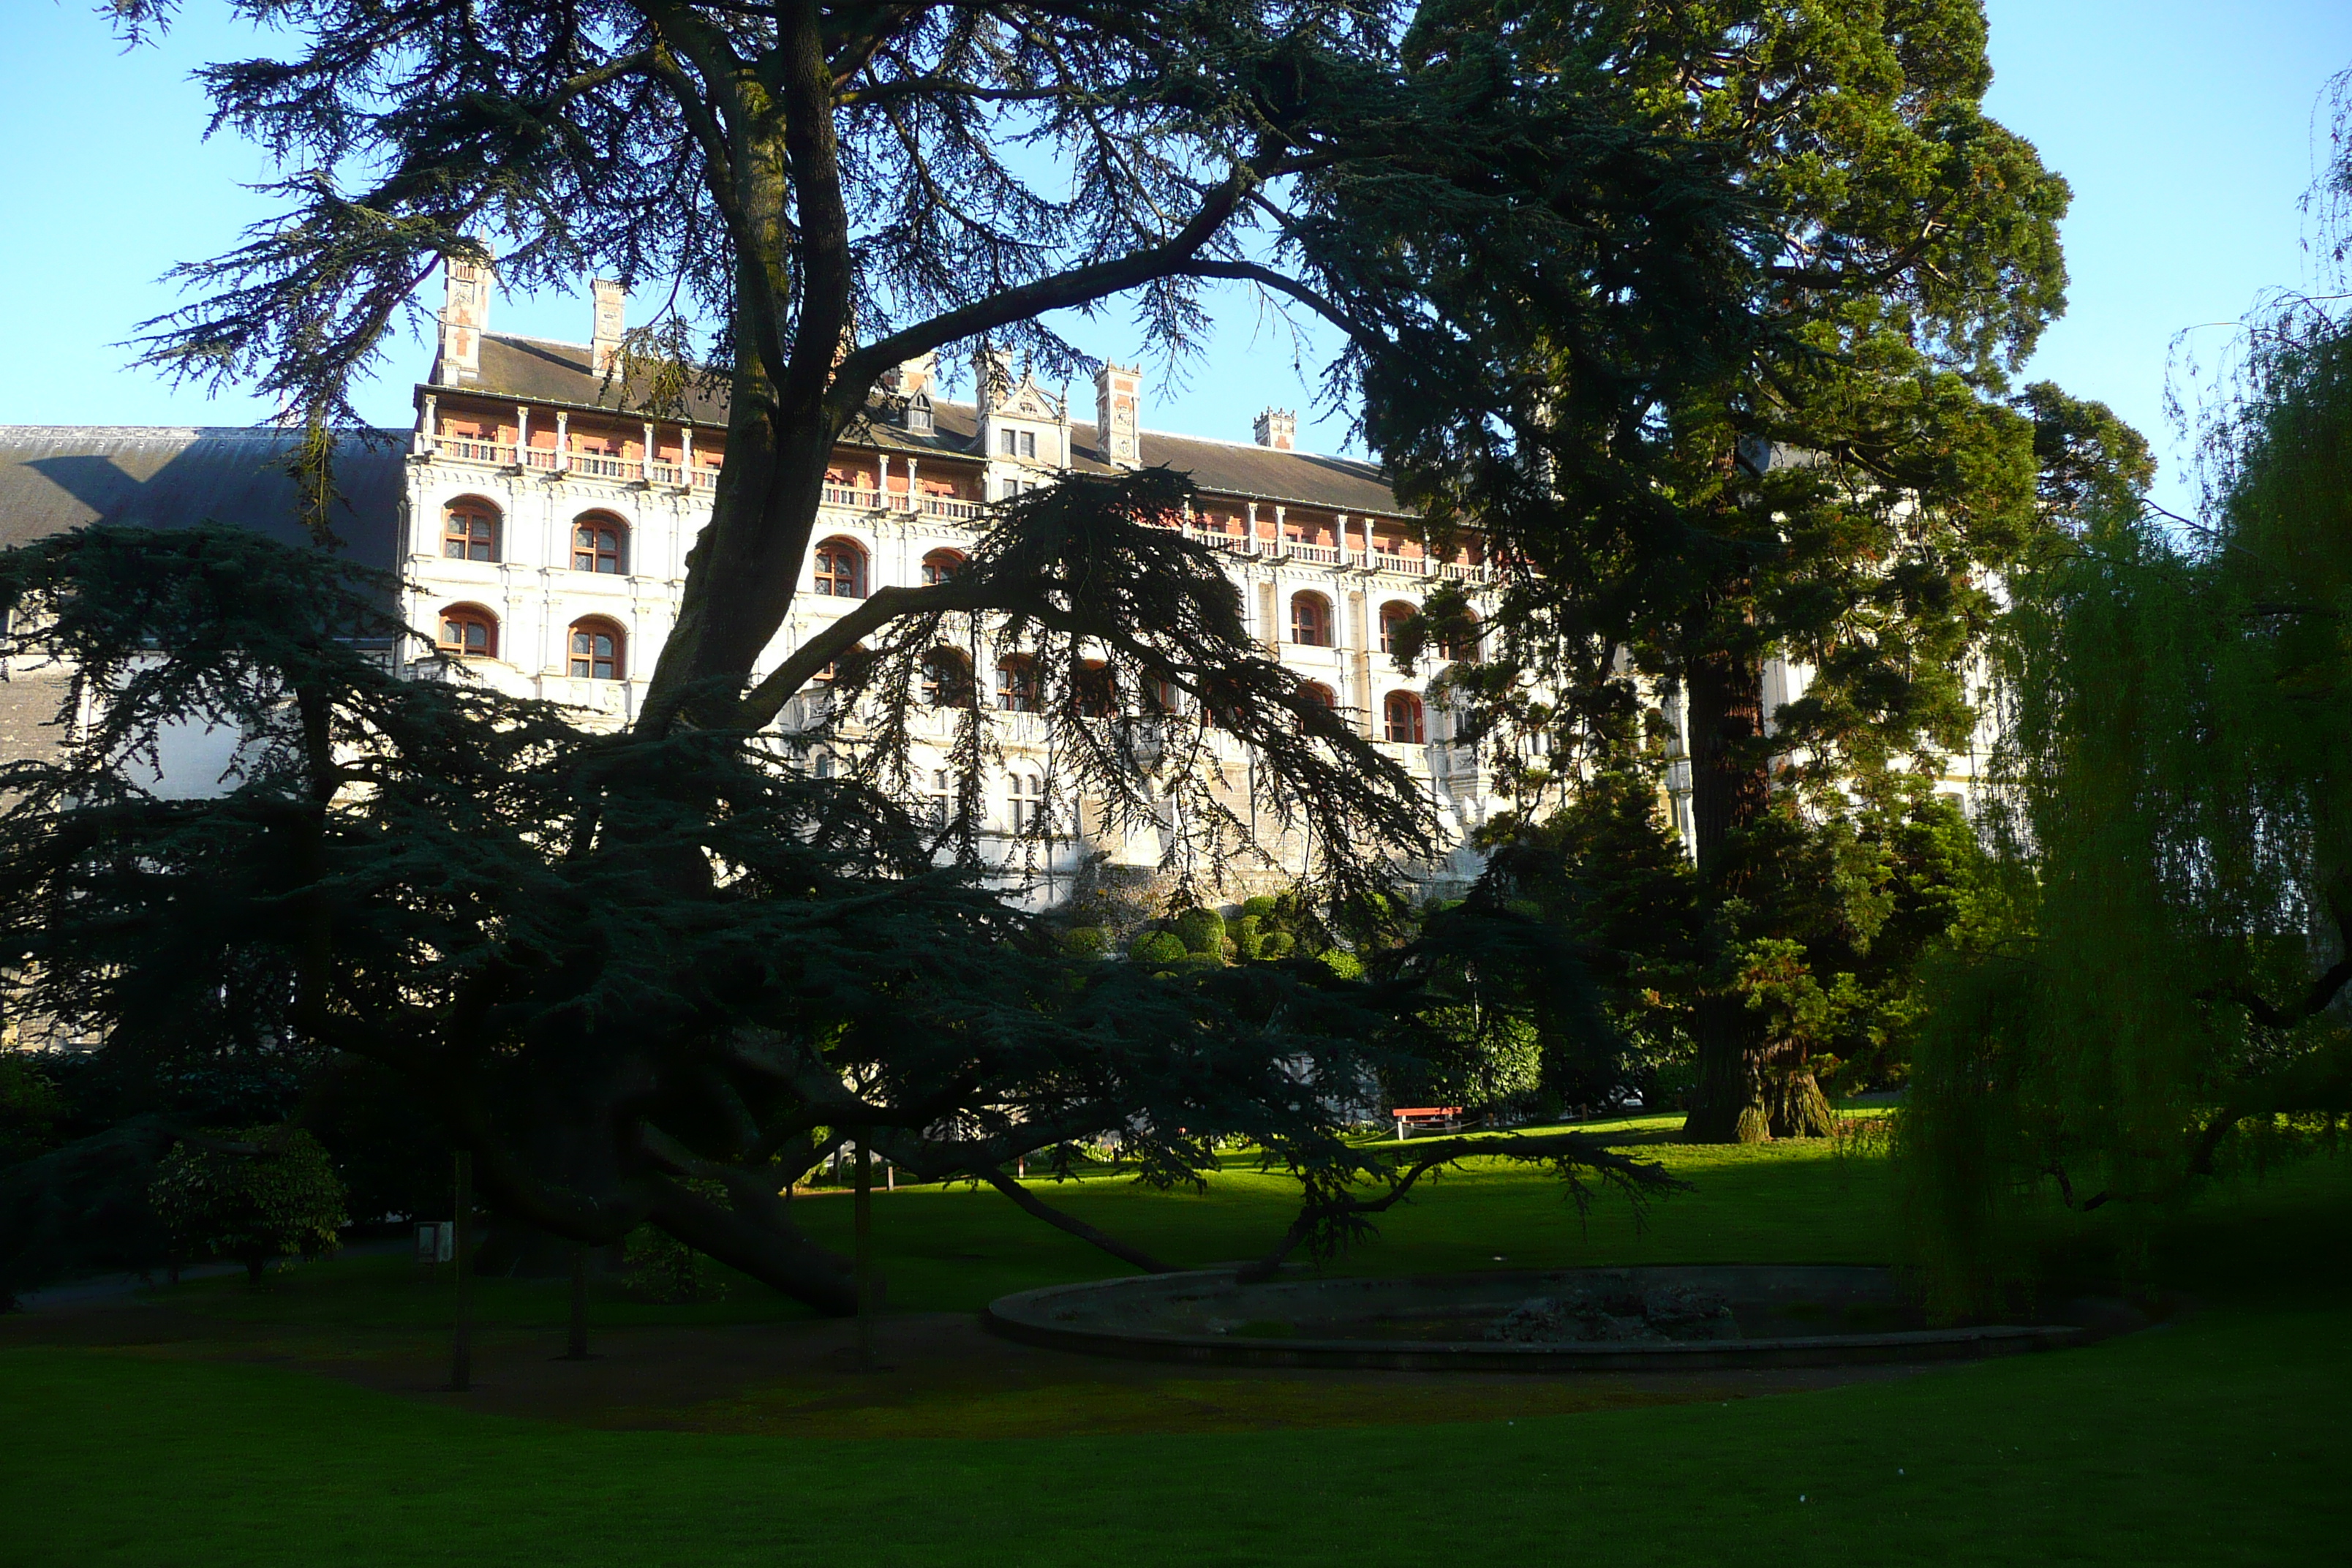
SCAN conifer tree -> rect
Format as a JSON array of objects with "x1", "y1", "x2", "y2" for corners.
[
  {"x1": 1279, "y1": 0, "x2": 2081, "y2": 1139},
  {"x1": 1, "y1": 0, "x2": 1746, "y2": 1305}
]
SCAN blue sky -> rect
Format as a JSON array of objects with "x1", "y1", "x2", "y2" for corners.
[{"x1": 5, "y1": 1, "x2": 2348, "y2": 520}]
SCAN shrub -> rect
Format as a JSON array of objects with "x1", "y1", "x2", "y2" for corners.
[
  {"x1": 0, "y1": 1054, "x2": 66, "y2": 1167},
  {"x1": 1171, "y1": 906, "x2": 1226, "y2": 957},
  {"x1": 1318, "y1": 946, "x2": 1364, "y2": 981},
  {"x1": 1058, "y1": 925, "x2": 1109, "y2": 958},
  {"x1": 1232, "y1": 914, "x2": 1264, "y2": 960},
  {"x1": 1127, "y1": 930, "x2": 1191, "y2": 969},
  {"x1": 1259, "y1": 930, "x2": 1295, "y2": 960},
  {"x1": 148, "y1": 1125, "x2": 348, "y2": 1286}
]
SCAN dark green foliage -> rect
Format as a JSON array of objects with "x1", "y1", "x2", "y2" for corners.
[
  {"x1": 0, "y1": 1115, "x2": 181, "y2": 1305},
  {"x1": 42, "y1": 0, "x2": 1756, "y2": 1297},
  {"x1": 0, "y1": 1054, "x2": 65, "y2": 1167},
  {"x1": 149, "y1": 1126, "x2": 349, "y2": 1286},
  {"x1": 0, "y1": 524, "x2": 1662, "y2": 1310},
  {"x1": 298, "y1": 1057, "x2": 448, "y2": 1226},
  {"x1": 1294, "y1": 0, "x2": 2078, "y2": 1139}
]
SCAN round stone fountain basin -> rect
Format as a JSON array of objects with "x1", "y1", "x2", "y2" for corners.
[{"x1": 985, "y1": 1264, "x2": 2087, "y2": 1373}]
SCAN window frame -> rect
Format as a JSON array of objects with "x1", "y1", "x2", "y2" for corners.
[
  {"x1": 566, "y1": 616, "x2": 626, "y2": 681},
  {"x1": 571, "y1": 513, "x2": 627, "y2": 575},
  {"x1": 1290, "y1": 591, "x2": 1334, "y2": 647},
  {"x1": 994, "y1": 654, "x2": 1040, "y2": 713},
  {"x1": 1378, "y1": 600, "x2": 1415, "y2": 656},
  {"x1": 813, "y1": 536, "x2": 869, "y2": 599},
  {"x1": 434, "y1": 603, "x2": 499, "y2": 658},
  {"x1": 1383, "y1": 690, "x2": 1426, "y2": 745},
  {"x1": 919, "y1": 647, "x2": 975, "y2": 707},
  {"x1": 441, "y1": 499, "x2": 501, "y2": 563}
]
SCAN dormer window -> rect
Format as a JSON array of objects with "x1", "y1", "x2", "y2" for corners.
[
  {"x1": 905, "y1": 391, "x2": 934, "y2": 435},
  {"x1": 1000, "y1": 429, "x2": 1036, "y2": 459}
]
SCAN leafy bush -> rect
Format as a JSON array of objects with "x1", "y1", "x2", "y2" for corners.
[
  {"x1": 1058, "y1": 925, "x2": 1109, "y2": 958},
  {"x1": 1171, "y1": 907, "x2": 1226, "y2": 957},
  {"x1": 1232, "y1": 914, "x2": 1265, "y2": 961},
  {"x1": 148, "y1": 1125, "x2": 348, "y2": 1285},
  {"x1": 1127, "y1": 930, "x2": 1191, "y2": 969},
  {"x1": 0, "y1": 1054, "x2": 66, "y2": 1167}
]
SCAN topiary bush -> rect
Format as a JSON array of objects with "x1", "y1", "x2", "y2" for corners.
[
  {"x1": 1232, "y1": 914, "x2": 1265, "y2": 961},
  {"x1": 1127, "y1": 930, "x2": 1191, "y2": 969},
  {"x1": 1058, "y1": 925, "x2": 1109, "y2": 959},
  {"x1": 148, "y1": 1125, "x2": 348, "y2": 1286},
  {"x1": 1171, "y1": 906, "x2": 1226, "y2": 957}
]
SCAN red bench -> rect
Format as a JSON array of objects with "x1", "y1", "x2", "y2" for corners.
[{"x1": 1389, "y1": 1106, "x2": 1464, "y2": 1140}]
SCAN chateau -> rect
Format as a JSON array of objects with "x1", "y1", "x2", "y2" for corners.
[
  {"x1": 0, "y1": 265, "x2": 1991, "y2": 905},
  {"x1": 2, "y1": 264, "x2": 1515, "y2": 900}
]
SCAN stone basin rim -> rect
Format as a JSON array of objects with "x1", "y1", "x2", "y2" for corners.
[{"x1": 983, "y1": 1264, "x2": 2091, "y2": 1373}]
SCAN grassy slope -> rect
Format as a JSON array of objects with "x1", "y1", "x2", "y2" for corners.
[{"x1": 4, "y1": 1128, "x2": 2346, "y2": 1567}]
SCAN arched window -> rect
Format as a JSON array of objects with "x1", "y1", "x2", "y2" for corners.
[
  {"x1": 921, "y1": 549, "x2": 966, "y2": 586},
  {"x1": 1379, "y1": 600, "x2": 1416, "y2": 656},
  {"x1": 995, "y1": 654, "x2": 1039, "y2": 713},
  {"x1": 567, "y1": 617, "x2": 625, "y2": 680},
  {"x1": 572, "y1": 513, "x2": 626, "y2": 574},
  {"x1": 1297, "y1": 681, "x2": 1337, "y2": 710},
  {"x1": 1444, "y1": 613, "x2": 1484, "y2": 664},
  {"x1": 813, "y1": 536, "x2": 867, "y2": 598},
  {"x1": 1007, "y1": 772, "x2": 1047, "y2": 832},
  {"x1": 435, "y1": 603, "x2": 498, "y2": 657},
  {"x1": 813, "y1": 643, "x2": 871, "y2": 687},
  {"x1": 1290, "y1": 591, "x2": 1333, "y2": 647},
  {"x1": 920, "y1": 648, "x2": 975, "y2": 706},
  {"x1": 442, "y1": 498, "x2": 500, "y2": 562},
  {"x1": 1075, "y1": 660, "x2": 1117, "y2": 720},
  {"x1": 1383, "y1": 690, "x2": 1425, "y2": 745}
]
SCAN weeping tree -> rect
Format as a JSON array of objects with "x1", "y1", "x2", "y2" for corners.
[
  {"x1": 1257, "y1": 0, "x2": 2076, "y2": 1139},
  {"x1": 4, "y1": 0, "x2": 1828, "y2": 1305},
  {"x1": 1902, "y1": 284, "x2": 2352, "y2": 1310}
]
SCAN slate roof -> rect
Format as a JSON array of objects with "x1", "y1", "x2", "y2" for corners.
[
  {"x1": 0, "y1": 426, "x2": 405, "y2": 569},
  {"x1": 455, "y1": 333, "x2": 1404, "y2": 516}
]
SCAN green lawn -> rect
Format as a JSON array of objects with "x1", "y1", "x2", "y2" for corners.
[
  {"x1": 3, "y1": 1124, "x2": 2346, "y2": 1567},
  {"x1": 135, "y1": 1117, "x2": 1899, "y2": 1326}
]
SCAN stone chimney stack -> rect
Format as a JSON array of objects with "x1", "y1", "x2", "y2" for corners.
[
  {"x1": 973, "y1": 345, "x2": 1014, "y2": 415},
  {"x1": 590, "y1": 279, "x2": 625, "y2": 377},
  {"x1": 435, "y1": 251, "x2": 491, "y2": 387},
  {"x1": 881, "y1": 350, "x2": 936, "y2": 397},
  {"x1": 1094, "y1": 362, "x2": 1142, "y2": 467},
  {"x1": 1253, "y1": 407, "x2": 1297, "y2": 451}
]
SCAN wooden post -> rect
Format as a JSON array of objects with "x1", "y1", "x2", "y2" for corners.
[
  {"x1": 564, "y1": 1244, "x2": 590, "y2": 1361},
  {"x1": 450, "y1": 1150, "x2": 473, "y2": 1392},
  {"x1": 853, "y1": 1142, "x2": 876, "y2": 1373}
]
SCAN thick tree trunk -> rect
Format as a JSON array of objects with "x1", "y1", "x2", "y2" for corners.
[
  {"x1": 641, "y1": 1172, "x2": 859, "y2": 1317},
  {"x1": 1679, "y1": 646, "x2": 1779, "y2": 1144}
]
